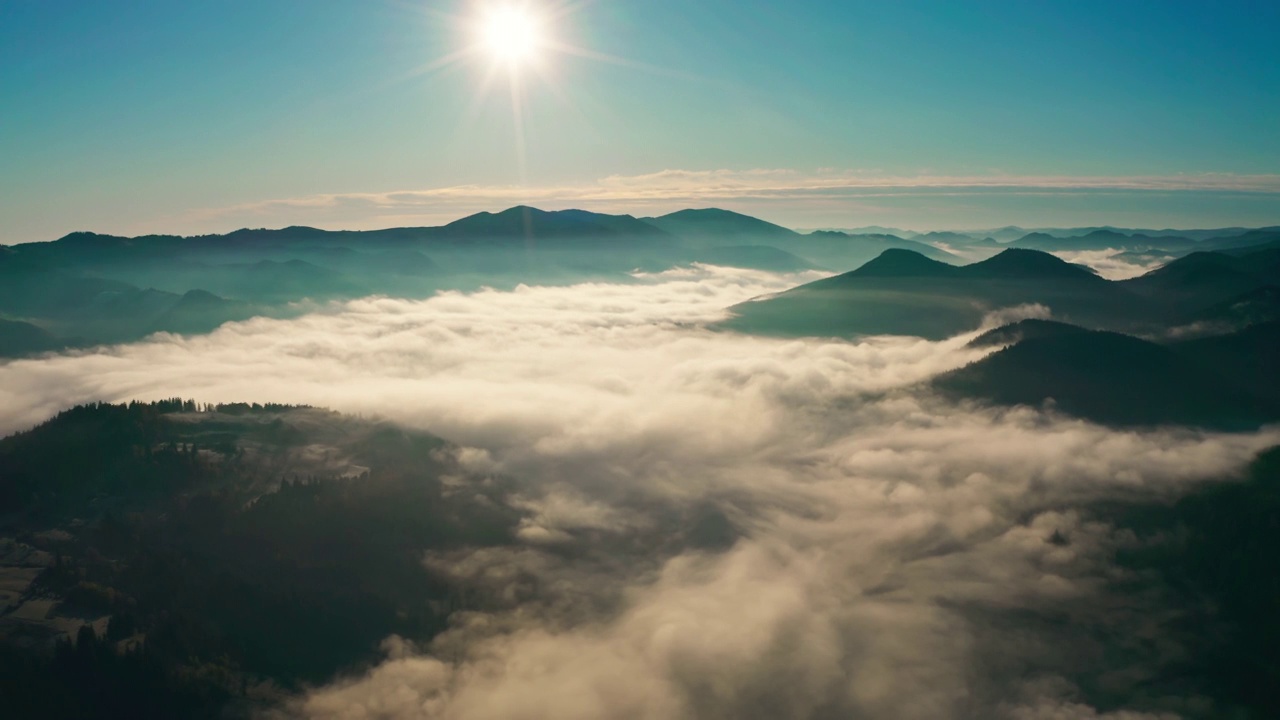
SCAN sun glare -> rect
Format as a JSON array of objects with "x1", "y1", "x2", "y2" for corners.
[{"x1": 481, "y1": 6, "x2": 543, "y2": 67}]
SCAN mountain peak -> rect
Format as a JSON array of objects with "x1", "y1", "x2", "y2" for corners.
[
  {"x1": 643, "y1": 208, "x2": 797, "y2": 238},
  {"x1": 966, "y1": 248, "x2": 1103, "y2": 280},
  {"x1": 55, "y1": 231, "x2": 128, "y2": 245},
  {"x1": 847, "y1": 248, "x2": 959, "y2": 278}
]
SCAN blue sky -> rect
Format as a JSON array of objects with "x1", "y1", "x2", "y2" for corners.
[{"x1": 2, "y1": 0, "x2": 1278, "y2": 241}]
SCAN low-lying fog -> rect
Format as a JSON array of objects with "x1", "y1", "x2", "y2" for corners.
[{"x1": 2, "y1": 265, "x2": 1274, "y2": 719}]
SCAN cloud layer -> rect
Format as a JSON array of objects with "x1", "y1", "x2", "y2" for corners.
[{"x1": 2, "y1": 266, "x2": 1275, "y2": 719}]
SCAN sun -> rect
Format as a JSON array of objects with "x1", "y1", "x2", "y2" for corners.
[{"x1": 480, "y1": 5, "x2": 544, "y2": 67}]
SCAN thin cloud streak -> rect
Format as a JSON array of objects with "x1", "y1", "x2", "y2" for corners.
[
  {"x1": 185, "y1": 168, "x2": 1280, "y2": 224},
  {"x1": 155, "y1": 168, "x2": 1280, "y2": 236}
]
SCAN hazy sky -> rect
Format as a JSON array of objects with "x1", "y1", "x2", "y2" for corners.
[{"x1": 2, "y1": 0, "x2": 1279, "y2": 241}]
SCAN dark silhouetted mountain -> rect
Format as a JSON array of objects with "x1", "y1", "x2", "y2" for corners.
[
  {"x1": 935, "y1": 323, "x2": 1280, "y2": 429},
  {"x1": 964, "y1": 248, "x2": 1107, "y2": 281},
  {"x1": 1120, "y1": 248, "x2": 1279, "y2": 318},
  {"x1": 967, "y1": 319, "x2": 1090, "y2": 348},
  {"x1": 441, "y1": 206, "x2": 671, "y2": 244},
  {"x1": 843, "y1": 248, "x2": 959, "y2": 278},
  {"x1": 642, "y1": 208, "x2": 798, "y2": 240},
  {"x1": 721, "y1": 248, "x2": 1130, "y2": 339}
]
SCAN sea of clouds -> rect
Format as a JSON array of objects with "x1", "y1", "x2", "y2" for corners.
[{"x1": 1, "y1": 265, "x2": 1274, "y2": 719}]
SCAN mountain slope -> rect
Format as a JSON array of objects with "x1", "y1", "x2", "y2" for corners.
[
  {"x1": 934, "y1": 322, "x2": 1280, "y2": 429},
  {"x1": 0, "y1": 401, "x2": 520, "y2": 716}
]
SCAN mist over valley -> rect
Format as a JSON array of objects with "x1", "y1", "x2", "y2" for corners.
[{"x1": 4, "y1": 1, "x2": 1279, "y2": 717}]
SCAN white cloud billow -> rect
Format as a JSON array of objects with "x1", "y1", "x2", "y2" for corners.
[{"x1": 0, "y1": 265, "x2": 1273, "y2": 719}]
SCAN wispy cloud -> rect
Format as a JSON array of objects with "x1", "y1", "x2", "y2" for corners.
[{"x1": 181, "y1": 169, "x2": 1280, "y2": 231}]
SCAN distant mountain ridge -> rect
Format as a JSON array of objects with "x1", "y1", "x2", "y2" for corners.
[
  {"x1": 5, "y1": 206, "x2": 1280, "y2": 357},
  {"x1": 721, "y1": 242, "x2": 1279, "y2": 340},
  {"x1": 442, "y1": 206, "x2": 672, "y2": 243},
  {"x1": 642, "y1": 208, "x2": 798, "y2": 239}
]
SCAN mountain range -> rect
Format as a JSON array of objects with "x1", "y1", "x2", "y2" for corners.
[{"x1": 3, "y1": 206, "x2": 1280, "y2": 358}]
